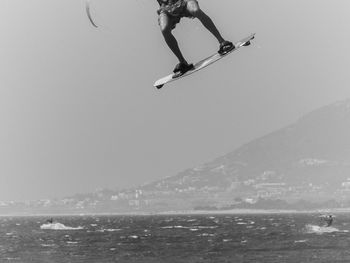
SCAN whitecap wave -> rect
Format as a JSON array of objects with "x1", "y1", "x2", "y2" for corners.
[
  {"x1": 96, "y1": 228, "x2": 121, "y2": 233},
  {"x1": 40, "y1": 223, "x2": 83, "y2": 230},
  {"x1": 294, "y1": 239, "x2": 308, "y2": 243},
  {"x1": 196, "y1": 226, "x2": 218, "y2": 229},
  {"x1": 161, "y1": 225, "x2": 191, "y2": 229},
  {"x1": 161, "y1": 225, "x2": 217, "y2": 230},
  {"x1": 304, "y1": 224, "x2": 345, "y2": 234},
  {"x1": 66, "y1": 241, "x2": 79, "y2": 244},
  {"x1": 41, "y1": 244, "x2": 56, "y2": 247}
]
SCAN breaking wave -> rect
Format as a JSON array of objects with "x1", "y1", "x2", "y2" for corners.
[
  {"x1": 304, "y1": 224, "x2": 346, "y2": 234},
  {"x1": 40, "y1": 222, "x2": 84, "y2": 230}
]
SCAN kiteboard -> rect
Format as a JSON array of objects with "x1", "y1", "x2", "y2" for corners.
[{"x1": 154, "y1": 33, "x2": 255, "y2": 89}]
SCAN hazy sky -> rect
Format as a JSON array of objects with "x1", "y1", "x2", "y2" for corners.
[{"x1": 1, "y1": 0, "x2": 350, "y2": 201}]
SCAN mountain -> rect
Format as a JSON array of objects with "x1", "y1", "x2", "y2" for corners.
[
  {"x1": 2, "y1": 99, "x2": 350, "y2": 214},
  {"x1": 131, "y1": 99, "x2": 350, "y2": 211}
]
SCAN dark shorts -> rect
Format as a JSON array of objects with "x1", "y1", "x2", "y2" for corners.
[{"x1": 157, "y1": 0, "x2": 198, "y2": 29}]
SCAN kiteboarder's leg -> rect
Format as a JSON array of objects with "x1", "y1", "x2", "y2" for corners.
[
  {"x1": 186, "y1": 0, "x2": 234, "y2": 53},
  {"x1": 159, "y1": 13, "x2": 193, "y2": 74},
  {"x1": 159, "y1": 13, "x2": 186, "y2": 64}
]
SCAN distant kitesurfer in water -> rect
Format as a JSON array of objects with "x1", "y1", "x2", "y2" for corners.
[
  {"x1": 324, "y1": 215, "x2": 333, "y2": 227},
  {"x1": 156, "y1": 0, "x2": 234, "y2": 77},
  {"x1": 320, "y1": 214, "x2": 333, "y2": 227},
  {"x1": 46, "y1": 218, "x2": 53, "y2": 224}
]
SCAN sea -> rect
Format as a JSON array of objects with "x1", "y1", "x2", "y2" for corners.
[{"x1": 1, "y1": 212, "x2": 350, "y2": 263}]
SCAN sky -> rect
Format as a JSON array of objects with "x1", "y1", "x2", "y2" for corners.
[{"x1": 0, "y1": 0, "x2": 350, "y2": 201}]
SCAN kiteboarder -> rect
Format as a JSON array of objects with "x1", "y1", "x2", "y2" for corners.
[
  {"x1": 156, "y1": 0, "x2": 234, "y2": 76},
  {"x1": 324, "y1": 215, "x2": 333, "y2": 227},
  {"x1": 319, "y1": 214, "x2": 334, "y2": 227}
]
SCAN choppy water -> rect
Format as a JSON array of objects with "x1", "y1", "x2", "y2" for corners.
[{"x1": 1, "y1": 213, "x2": 350, "y2": 262}]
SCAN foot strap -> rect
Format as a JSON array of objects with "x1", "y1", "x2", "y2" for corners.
[{"x1": 218, "y1": 41, "x2": 235, "y2": 54}]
